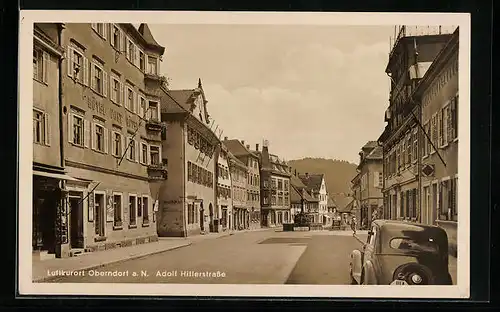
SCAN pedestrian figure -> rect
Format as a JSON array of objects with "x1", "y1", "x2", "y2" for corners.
[{"x1": 351, "y1": 216, "x2": 357, "y2": 234}]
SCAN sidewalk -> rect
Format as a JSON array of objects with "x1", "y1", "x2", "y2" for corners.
[
  {"x1": 32, "y1": 227, "x2": 271, "y2": 282},
  {"x1": 449, "y1": 255, "x2": 457, "y2": 285}
]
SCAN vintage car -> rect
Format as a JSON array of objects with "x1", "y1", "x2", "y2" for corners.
[{"x1": 349, "y1": 219, "x2": 453, "y2": 285}]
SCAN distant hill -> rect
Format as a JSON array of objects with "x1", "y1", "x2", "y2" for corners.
[{"x1": 287, "y1": 158, "x2": 358, "y2": 195}]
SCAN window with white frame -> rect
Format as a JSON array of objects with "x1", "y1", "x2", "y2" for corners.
[
  {"x1": 112, "y1": 131, "x2": 123, "y2": 157},
  {"x1": 139, "y1": 50, "x2": 145, "y2": 71},
  {"x1": 91, "y1": 61, "x2": 107, "y2": 96},
  {"x1": 93, "y1": 123, "x2": 106, "y2": 152},
  {"x1": 127, "y1": 137, "x2": 137, "y2": 161},
  {"x1": 113, "y1": 193, "x2": 122, "y2": 227},
  {"x1": 67, "y1": 46, "x2": 88, "y2": 85},
  {"x1": 126, "y1": 86, "x2": 135, "y2": 112},
  {"x1": 110, "y1": 76, "x2": 122, "y2": 104},
  {"x1": 149, "y1": 101, "x2": 159, "y2": 121},
  {"x1": 71, "y1": 114, "x2": 84, "y2": 146},
  {"x1": 142, "y1": 196, "x2": 149, "y2": 223},
  {"x1": 150, "y1": 145, "x2": 160, "y2": 165},
  {"x1": 412, "y1": 130, "x2": 418, "y2": 162},
  {"x1": 126, "y1": 38, "x2": 135, "y2": 62},
  {"x1": 92, "y1": 23, "x2": 107, "y2": 39},
  {"x1": 33, "y1": 48, "x2": 48, "y2": 83},
  {"x1": 140, "y1": 142, "x2": 148, "y2": 164},
  {"x1": 147, "y1": 56, "x2": 158, "y2": 75},
  {"x1": 129, "y1": 195, "x2": 137, "y2": 226},
  {"x1": 111, "y1": 24, "x2": 121, "y2": 51},
  {"x1": 139, "y1": 96, "x2": 147, "y2": 118},
  {"x1": 33, "y1": 109, "x2": 50, "y2": 145}
]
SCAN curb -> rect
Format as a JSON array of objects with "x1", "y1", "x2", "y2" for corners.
[{"x1": 33, "y1": 242, "x2": 192, "y2": 283}]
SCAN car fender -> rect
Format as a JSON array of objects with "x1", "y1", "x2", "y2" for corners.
[
  {"x1": 362, "y1": 260, "x2": 377, "y2": 285},
  {"x1": 350, "y1": 249, "x2": 363, "y2": 283}
]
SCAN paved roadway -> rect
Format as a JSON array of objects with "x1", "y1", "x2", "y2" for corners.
[{"x1": 48, "y1": 229, "x2": 367, "y2": 284}]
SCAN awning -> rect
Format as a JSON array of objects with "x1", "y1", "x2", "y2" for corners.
[{"x1": 33, "y1": 170, "x2": 81, "y2": 181}]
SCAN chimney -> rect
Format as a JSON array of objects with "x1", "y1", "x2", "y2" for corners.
[
  {"x1": 246, "y1": 144, "x2": 250, "y2": 150},
  {"x1": 305, "y1": 172, "x2": 309, "y2": 178},
  {"x1": 241, "y1": 140, "x2": 245, "y2": 145},
  {"x1": 294, "y1": 169, "x2": 297, "y2": 176},
  {"x1": 224, "y1": 136, "x2": 228, "y2": 141},
  {"x1": 256, "y1": 143, "x2": 259, "y2": 151}
]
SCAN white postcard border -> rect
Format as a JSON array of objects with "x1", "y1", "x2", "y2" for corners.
[{"x1": 19, "y1": 10, "x2": 471, "y2": 298}]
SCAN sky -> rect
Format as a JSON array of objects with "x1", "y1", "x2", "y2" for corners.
[{"x1": 147, "y1": 24, "x2": 396, "y2": 165}]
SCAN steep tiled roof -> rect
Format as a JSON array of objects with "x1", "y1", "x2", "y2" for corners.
[
  {"x1": 138, "y1": 23, "x2": 162, "y2": 48},
  {"x1": 298, "y1": 174, "x2": 324, "y2": 192},
  {"x1": 168, "y1": 89, "x2": 198, "y2": 111},
  {"x1": 363, "y1": 141, "x2": 379, "y2": 149},
  {"x1": 290, "y1": 174, "x2": 307, "y2": 189},
  {"x1": 290, "y1": 185, "x2": 302, "y2": 203},
  {"x1": 365, "y1": 146, "x2": 383, "y2": 160},
  {"x1": 327, "y1": 196, "x2": 336, "y2": 208},
  {"x1": 224, "y1": 139, "x2": 258, "y2": 158},
  {"x1": 331, "y1": 194, "x2": 354, "y2": 213}
]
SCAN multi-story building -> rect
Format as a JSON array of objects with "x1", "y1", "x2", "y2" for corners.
[
  {"x1": 414, "y1": 28, "x2": 459, "y2": 256},
  {"x1": 290, "y1": 172, "x2": 314, "y2": 219},
  {"x1": 227, "y1": 151, "x2": 249, "y2": 230},
  {"x1": 353, "y1": 141, "x2": 384, "y2": 229},
  {"x1": 223, "y1": 139, "x2": 261, "y2": 229},
  {"x1": 378, "y1": 26, "x2": 455, "y2": 226},
  {"x1": 60, "y1": 23, "x2": 166, "y2": 257},
  {"x1": 158, "y1": 79, "x2": 220, "y2": 237},
  {"x1": 298, "y1": 173, "x2": 327, "y2": 225},
  {"x1": 32, "y1": 23, "x2": 67, "y2": 259},
  {"x1": 254, "y1": 141, "x2": 292, "y2": 227},
  {"x1": 216, "y1": 143, "x2": 233, "y2": 232}
]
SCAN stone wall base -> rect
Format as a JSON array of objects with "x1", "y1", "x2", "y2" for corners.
[{"x1": 85, "y1": 235, "x2": 159, "y2": 253}]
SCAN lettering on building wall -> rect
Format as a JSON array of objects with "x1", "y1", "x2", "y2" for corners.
[
  {"x1": 110, "y1": 108, "x2": 123, "y2": 124},
  {"x1": 163, "y1": 200, "x2": 183, "y2": 204},
  {"x1": 126, "y1": 115, "x2": 139, "y2": 131},
  {"x1": 423, "y1": 57, "x2": 458, "y2": 108},
  {"x1": 85, "y1": 94, "x2": 106, "y2": 116},
  {"x1": 83, "y1": 91, "x2": 124, "y2": 125}
]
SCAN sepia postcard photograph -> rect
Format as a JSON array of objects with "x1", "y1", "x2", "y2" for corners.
[{"x1": 18, "y1": 10, "x2": 470, "y2": 298}]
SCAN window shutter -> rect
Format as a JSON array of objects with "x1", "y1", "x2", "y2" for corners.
[
  {"x1": 147, "y1": 144, "x2": 151, "y2": 165},
  {"x1": 44, "y1": 113, "x2": 51, "y2": 146},
  {"x1": 373, "y1": 172, "x2": 379, "y2": 188},
  {"x1": 146, "y1": 102, "x2": 152, "y2": 120},
  {"x1": 132, "y1": 90, "x2": 136, "y2": 113},
  {"x1": 111, "y1": 131, "x2": 116, "y2": 156},
  {"x1": 104, "y1": 128, "x2": 109, "y2": 154},
  {"x1": 103, "y1": 23, "x2": 108, "y2": 40},
  {"x1": 121, "y1": 134, "x2": 126, "y2": 158},
  {"x1": 110, "y1": 24, "x2": 115, "y2": 47},
  {"x1": 90, "y1": 63, "x2": 96, "y2": 90},
  {"x1": 84, "y1": 119, "x2": 91, "y2": 148},
  {"x1": 83, "y1": 57, "x2": 89, "y2": 86},
  {"x1": 158, "y1": 145, "x2": 162, "y2": 164},
  {"x1": 67, "y1": 46, "x2": 73, "y2": 77},
  {"x1": 103, "y1": 71, "x2": 108, "y2": 97},
  {"x1": 119, "y1": 82, "x2": 123, "y2": 105},
  {"x1": 123, "y1": 86, "x2": 128, "y2": 109},
  {"x1": 135, "y1": 141, "x2": 139, "y2": 163},
  {"x1": 157, "y1": 57, "x2": 160, "y2": 75},
  {"x1": 134, "y1": 44, "x2": 139, "y2": 67},
  {"x1": 438, "y1": 110, "x2": 443, "y2": 147},
  {"x1": 67, "y1": 113, "x2": 73, "y2": 143},
  {"x1": 91, "y1": 122, "x2": 96, "y2": 150},
  {"x1": 42, "y1": 51, "x2": 49, "y2": 83},
  {"x1": 139, "y1": 143, "x2": 144, "y2": 163},
  {"x1": 121, "y1": 31, "x2": 126, "y2": 54}
]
